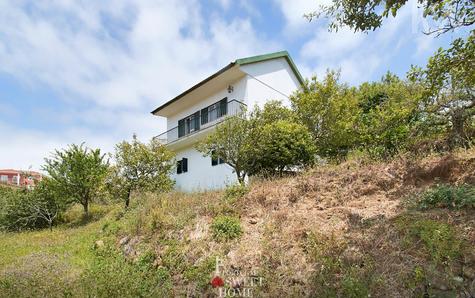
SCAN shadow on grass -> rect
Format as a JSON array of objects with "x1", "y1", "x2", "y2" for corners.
[{"x1": 61, "y1": 204, "x2": 113, "y2": 228}]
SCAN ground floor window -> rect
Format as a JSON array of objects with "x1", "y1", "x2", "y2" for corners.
[
  {"x1": 177, "y1": 158, "x2": 188, "y2": 174},
  {"x1": 211, "y1": 151, "x2": 225, "y2": 166}
]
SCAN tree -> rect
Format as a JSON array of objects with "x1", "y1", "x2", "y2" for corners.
[
  {"x1": 43, "y1": 143, "x2": 109, "y2": 216},
  {"x1": 248, "y1": 120, "x2": 316, "y2": 176},
  {"x1": 196, "y1": 113, "x2": 252, "y2": 184},
  {"x1": 305, "y1": 0, "x2": 474, "y2": 35},
  {"x1": 355, "y1": 73, "x2": 422, "y2": 157},
  {"x1": 290, "y1": 71, "x2": 360, "y2": 158},
  {"x1": 108, "y1": 135, "x2": 175, "y2": 208},
  {"x1": 408, "y1": 32, "x2": 475, "y2": 148}
]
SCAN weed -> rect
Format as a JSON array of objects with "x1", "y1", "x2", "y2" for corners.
[
  {"x1": 416, "y1": 184, "x2": 475, "y2": 210},
  {"x1": 210, "y1": 215, "x2": 242, "y2": 241},
  {"x1": 223, "y1": 184, "x2": 249, "y2": 203},
  {"x1": 396, "y1": 215, "x2": 462, "y2": 264}
]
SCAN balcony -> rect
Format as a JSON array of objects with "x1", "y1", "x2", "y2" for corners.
[{"x1": 154, "y1": 99, "x2": 246, "y2": 145}]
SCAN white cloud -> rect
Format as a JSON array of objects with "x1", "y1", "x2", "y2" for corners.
[
  {"x1": 0, "y1": 0, "x2": 277, "y2": 170},
  {"x1": 296, "y1": 0, "x2": 416, "y2": 84},
  {"x1": 272, "y1": 0, "x2": 332, "y2": 35}
]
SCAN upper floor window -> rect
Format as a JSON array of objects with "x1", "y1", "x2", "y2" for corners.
[
  {"x1": 201, "y1": 98, "x2": 228, "y2": 125},
  {"x1": 178, "y1": 112, "x2": 200, "y2": 138},
  {"x1": 177, "y1": 98, "x2": 228, "y2": 138}
]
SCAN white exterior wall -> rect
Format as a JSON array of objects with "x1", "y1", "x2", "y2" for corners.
[
  {"x1": 164, "y1": 57, "x2": 301, "y2": 192},
  {"x1": 172, "y1": 145, "x2": 238, "y2": 192},
  {"x1": 240, "y1": 57, "x2": 301, "y2": 108}
]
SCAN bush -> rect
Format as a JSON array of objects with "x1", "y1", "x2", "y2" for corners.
[
  {"x1": 223, "y1": 184, "x2": 248, "y2": 202},
  {"x1": 211, "y1": 215, "x2": 242, "y2": 241},
  {"x1": 0, "y1": 180, "x2": 66, "y2": 231},
  {"x1": 416, "y1": 184, "x2": 475, "y2": 210},
  {"x1": 248, "y1": 120, "x2": 316, "y2": 176},
  {"x1": 397, "y1": 217, "x2": 462, "y2": 263},
  {"x1": 81, "y1": 245, "x2": 172, "y2": 297}
]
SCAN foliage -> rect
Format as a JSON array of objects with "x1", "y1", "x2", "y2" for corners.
[
  {"x1": 43, "y1": 143, "x2": 109, "y2": 215},
  {"x1": 355, "y1": 73, "x2": 422, "y2": 158},
  {"x1": 248, "y1": 120, "x2": 316, "y2": 176},
  {"x1": 305, "y1": 0, "x2": 474, "y2": 35},
  {"x1": 0, "y1": 179, "x2": 66, "y2": 231},
  {"x1": 397, "y1": 216, "x2": 462, "y2": 264},
  {"x1": 291, "y1": 71, "x2": 421, "y2": 159},
  {"x1": 197, "y1": 113, "x2": 251, "y2": 184},
  {"x1": 409, "y1": 32, "x2": 475, "y2": 148},
  {"x1": 223, "y1": 183, "x2": 249, "y2": 202},
  {"x1": 291, "y1": 71, "x2": 359, "y2": 158},
  {"x1": 108, "y1": 134, "x2": 175, "y2": 208},
  {"x1": 416, "y1": 184, "x2": 475, "y2": 210},
  {"x1": 81, "y1": 245, "x2": 172, "y2": 297},
  {"x1": 210, "y1": 215, "x2": 242, "y2": 241}
]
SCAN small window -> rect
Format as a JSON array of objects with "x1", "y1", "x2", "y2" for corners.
[
  {"x1": 0, "y1": 175, "x2": 7, "y2": 183},
  {"x1": 177, "y1": 158, "x2": 188, "y2": 174},
  {"x1": 211, "y1": 151, "x2": 225, "y2": 166}
]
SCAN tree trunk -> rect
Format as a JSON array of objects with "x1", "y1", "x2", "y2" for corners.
[
  {"x1": 83, "y1": 197, "x2": 89, "y2": 216},
  {"x1": 449, "y1": 108, "x2": 467, "y2": 148},
  {"x1": 125, "y1": 188, "x2": 131, "y2": 209}
]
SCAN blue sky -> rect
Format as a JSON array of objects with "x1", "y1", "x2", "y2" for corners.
[{"x1": 0, "y1": 0, "x2": 464, "y2": 170}]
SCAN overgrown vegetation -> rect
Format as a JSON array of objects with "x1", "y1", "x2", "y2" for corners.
[
  {"x1": 416, "y1": 184, "x2": 475, "y2": 210},
  {"x1": 210, "y1": 215, "x2": 242, "y2": 241}
]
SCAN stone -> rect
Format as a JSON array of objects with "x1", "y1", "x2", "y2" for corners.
[
  {"x1": 464, "y1": 266, "x2": 475, "y2": 280},
  {"x1": 94, "y1": 240, "x2": 104, "y2": 249},
  {"x1": 119, "y1": 236, "x2": 130, "y2": 246},
  {"x1": 249, "y1": 219, "x2": 258, "y2": 224}
]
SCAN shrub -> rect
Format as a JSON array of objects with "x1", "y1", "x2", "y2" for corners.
[
  {"x1": 223, "y1": 184, "x2": 248, "y2": 202},
  {"x1": 211, "y1": 215, "x2": 242, "y2": 241},
  {"x1": 0, "y1": 180, "x2": 66, "y2": 231},
  {"x1": 397, "y1": 217, "x2": 462, "y2": 263},
  {"x1": 81, "y1": 245, "x2": 172, "y2": 297},
  {"x1": 416, "y1": 184, "x2": 475, "y2": 210},
  {"x1": 248, "y1": 120, "x2": 316, "y2": 176}
]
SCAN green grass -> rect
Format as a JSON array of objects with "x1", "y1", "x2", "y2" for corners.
[
  {"x1": 415, "y1": 184, "x2": 475, "y2": 210},
  {"x1": 0, "y1": 204, "x2": 113, "y2": 270},
  {"x1": 0, "y1": 204, "x2": 119, "y2": 297}
]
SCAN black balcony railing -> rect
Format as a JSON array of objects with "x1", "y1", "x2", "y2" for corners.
[{"x1": 154, "y1": 99, "x2": 246, "y2": 145}]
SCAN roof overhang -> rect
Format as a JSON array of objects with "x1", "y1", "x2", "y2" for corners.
[{"x1": 151, "y1": 51, "x2": 304, "y2": 117}]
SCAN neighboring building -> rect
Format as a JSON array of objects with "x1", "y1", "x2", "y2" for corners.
[
  {"x1": 151, "y1": 51, "x2": 304, "y2": 191},
  {"x1": 0, "y1": 169, "x2": 43, "y2": 188}
]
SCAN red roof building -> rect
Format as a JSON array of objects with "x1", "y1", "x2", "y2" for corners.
[{"x1": 0, "y1": 169, "x2": 43, "y2": 188}]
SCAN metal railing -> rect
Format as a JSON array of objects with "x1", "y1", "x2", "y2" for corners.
[{"x1": 154, "y1": 99, "x2": 246, "y2": 145}]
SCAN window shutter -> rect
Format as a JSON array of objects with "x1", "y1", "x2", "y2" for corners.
[
  {"x1": 193, "y1": 111, "x2": 200, "y2": 131},
  {"x1": 219, "y1": 98, "x2": 228, "y2": 117},
  {"x1": 201, "y1": 107, "x2": 208, "y2": 125},
  {"x1": 177, "y1": 160, "x2": 182, "y2": 174},
  {"x1": 178, "y1": 119, "x2": 185, "y2": 137},
  {"x1": 182, "y1": 158, "x2": 188, "y2": 173}
]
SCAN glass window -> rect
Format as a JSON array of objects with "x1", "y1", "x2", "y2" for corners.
[{"x1": 0, "y1": 175, "x2": 8, "y2": 183}]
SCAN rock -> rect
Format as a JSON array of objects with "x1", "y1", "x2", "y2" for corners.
[
  {"x1": 119, "y1": 236, "x2": 130, "y2": 246},
  {"x1": 94, "y1": 240, "x2": 104, "y2": 249},
  {"x1": 123, "y1": 244, "x2": 136, "y2": 258},
  {"x1": 249, "y1": 219, "x2": 258, "y2": 224},
  {"x1": 464, "y1": 251, "x2": 475, "y2": 264},
  {"x1": 464, "y1": 266, "x2": 475, "y2": 280},
  {"x1": 452, "y1": 276, "x2": 464, "y2": 284}
]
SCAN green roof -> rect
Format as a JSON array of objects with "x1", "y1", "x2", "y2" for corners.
[{"x1": 151, "y1": 51, "x2": 304, "y2": 115}]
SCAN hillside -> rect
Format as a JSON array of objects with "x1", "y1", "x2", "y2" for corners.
[{"x1": 1, "y1": 150, "x2": 475, "y2": 297}]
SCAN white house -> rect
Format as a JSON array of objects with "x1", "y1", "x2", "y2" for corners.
[{"x1": 151, "y1": 51, "x2": 304, "y2": 192}]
